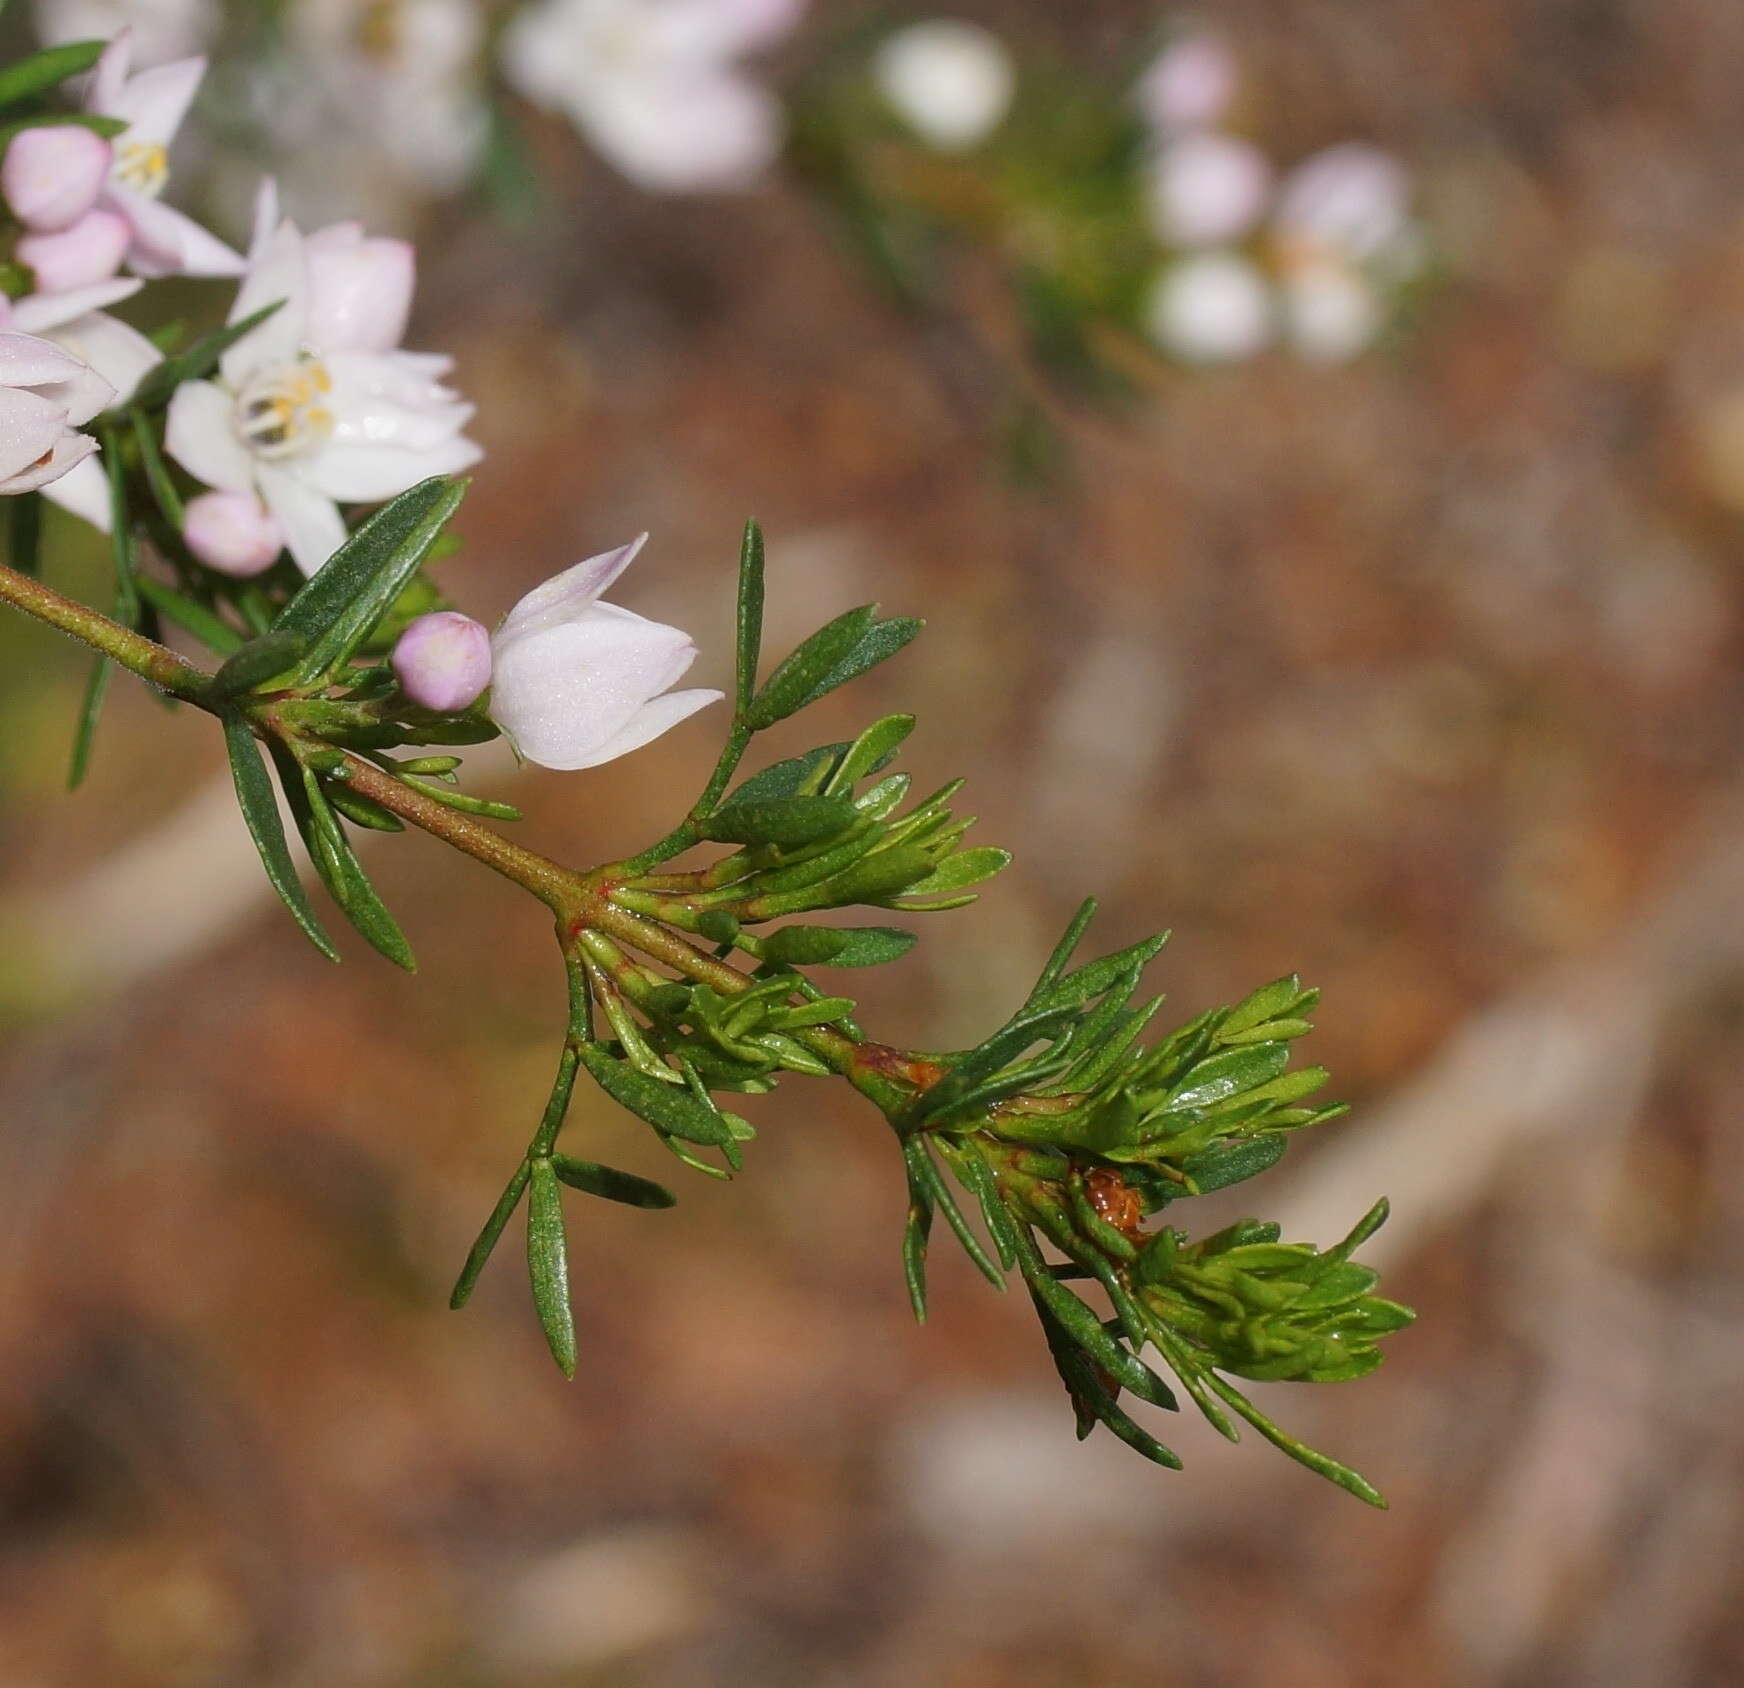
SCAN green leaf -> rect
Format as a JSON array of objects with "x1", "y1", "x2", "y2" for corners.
[
  {"x1": 65, "y1": 653, "x2": 110, "y2": 790},
  {"x1": 758, "y1": 925, "x2": 849, "y2": 965},
  {"x1": 910, "y1": 1002, "x2": 1079, "y2": 1127},
  {"x1": 134, "y1": 577, "x2": 244, "y2": 655},
  {"x1": 576, "y1": 1041, "x2": 735, "y2": 1145},
  {"x1": 209, "y1": 630, "x2": 308, "y2": 699},
  {"x1": 907, "y1": 1139, "x2": 1005, "y2": 1290},
  {"x1": 895, "y1": 847, "x2": 1012, "y2": 900},
  {"x1": 551, "y1": 1154, "x2": 676, "y2": 1209},
  {"x1": 735, "y1": 518, "x2": 764, "y2": 713},
  {"x1": 1204, "y1": 1372, "x2": 1387, "y2": 1508},
  {"x1": 1220, "y1": 975, "x2": 1308, "y2": 1036},
  {"x1": 725, "y1": 744, "x2": 847, "y2": 805},
  {"x1": 293, "y1": 764, "x2": 415, "y2": 971},
  {"x1": 276, "y1": 477, "x2": 467, "y2": 681},
  {"x1": 747, "y1": 606, "x2": 922, "y2": 728},
  {"x1": 1178, "y1": 1133, "x2": 1287, "y2": 1195},
  {"x1": 902, "y1": 1182, "x2": 932, "y2": 1322},
  {"x1": 128, "y1": 301, "x2": 285, "y2": 411},
  {"x1": 0, "y1": 39, "x2": 103, "y2": 108},
  {"x1": 221, "y1": 713, "x2": 338, "y2": 961},
  {"x1": 809, "y1": 843, "x2": 936, "y2": 905},
  {"x1": 526, "y1": 1159, "x2": 577, "y2": 1378},
  {"x1": 449, "y1": 1160, "x2": 531, "y2": 1308},
  {"x1": 1164, "y1": 1043, "x2": 1292, "y2": 1112},
  {"x1": 818, "y1": 926, "x2": 918, "y2": 967},
  {"x1": 703, "y1": 792, "x2": 857, "y2": 847},
  {"x1": 824, "y1": 713, "x2": 914, "y2": 795}
]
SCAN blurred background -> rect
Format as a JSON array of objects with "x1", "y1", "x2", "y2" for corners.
[{"x1": 4, "y1": 0, "x2": 1744, "y2": 1682}]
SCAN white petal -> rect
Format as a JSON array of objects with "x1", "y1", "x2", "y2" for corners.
[
  {"x1": 324, "y1": 349, "x2": 461, "y2": 409},
  {"x1": 644, "y1": 0, "x2": 806, "y2": 61},
  {"x1": 48, "y1": 311, "x2": 162, "y2": 405},
  {"x1": 1281, "y1": 263, "x2": 1383, "y2": 363},
  {"x1": 0, "y1": 329, "x2": 93, "y2": 388},
  {"x1": 1274, "y1": 144, "x2": 1410, "y2": 262},
  {"x1": 88, "y1": 30, "x2": 133, "y2": 118},
  {"x1": 40, "y1": 360, "x2": 114, "y2": 428},
  {"x1": 1144, "y1": 253, "x2": 1274, "y2": 363},
  {"x1": 107, "y1": 55, "x2": 206, "y2": 149},
  {"x1": 165, "y1": 378, "x2": 254, "y2": 493},
  {"x1": 561, "y1": 687, "x2": 724, "y2": 770},
  {"x1": 10, "y1": 276, "x2": 143, "y2": 334},
  {"x1": 489, "y1": 606, "x2": 699, "y2": 769},
  {"x1": 0, "y1": 427, "x2": 98, "y2": 494},
  {"x1": 254, "y1": 462, "x2": 347, "y2": 575},
  {"x1": 1146, "y1": 134, "x2": 1271, "y2": 249},
  {"x1": 296, "y1": 431, "x2": 482, "y2": 503},
  {"x1": 219, "y1": 216, "x2": 306, "y2": 383},
  {"x1": 304, "y1": 226, "x2": 414, "y2": 354},
  {"x1": 497, "y1": 534, "x2": 648, "y2": 642},
  {"x1": 0, "y1": 385, "x2": 74, "y2": 481},
  {"x1": 37, "y1": 450, "x2": 111, "y2": 530},
  {"x1": 109, "y1": 185, "x2": 245, "y2": 278},
  {"x1": 873, "y1": 20, "x2": 1015, "y2": 153},
  {"x1": 584, "y1": 70, "x2": 782, "y2": 192}
]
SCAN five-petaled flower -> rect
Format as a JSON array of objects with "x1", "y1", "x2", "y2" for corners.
[
  {"x1": 165, "y1": 184, "x2": 481, "y2": 575},
  {"x1": 489, "y1": 535, "x2": 722, "y2": 770}
]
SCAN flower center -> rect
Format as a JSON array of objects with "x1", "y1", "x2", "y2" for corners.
[
  {"x1": 233, "y1": 359, "x2": 335, "y2": 460},
  {"x1": 114, "y1": 140, "x2": 170, "y2": 198}
]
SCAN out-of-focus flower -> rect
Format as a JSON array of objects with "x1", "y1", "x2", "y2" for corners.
[
  {"x1": 0, "y1": 277, "x2": 158, "y2": 528},
  {"x1": 1279, "y1": 259, "x2": 1383, "y2": 364},
  {"x1": 489, "y1": 535, "x2": 723, "y2": 770},
  {"x1": 502, "y1": 0, "x2": 803, "y2": 193},
  {"x1": 166, "y1": 185, "x2": 481, "y2": 575},
  {"x1": 15, "y1": 208, "x2": 132, "y2": 293},
  {"x1": 0, "y1": 329, "x2": 111, "y2": 494},
  {"x1": 182, "y1": 489, "x2": 285, "y2": 577},
  {"x1": 1136, "y1": 32, "x2": 1237, "y2": 134},
  {"x1": 35, "y1": 0, "x2": 217, "y2": 64},
  {"x1": 393, "y1": 610, "x2": 492, "y2": 711},
  {"x1": 289, "y1": 0, "x2": 489, "y2": 197},
  {"x1": 1145, "y1": 132, "x2": 1271, "y2": 248},
  {"x1": 873, "y1": 19, "x2": 1014, "y2": 152},
  {"x1": 1144, "y1": 252, "x2": 1272, "y2": 363},
  {"x1": 1, "y1": 125, "x2": 113, "y2": 231},
  {"x1": 83, "y1": 29, "x2": 244, "y2": 280},
  {"x1": 1273, "y1": 143, "x2": 1410, "y2": 265}
]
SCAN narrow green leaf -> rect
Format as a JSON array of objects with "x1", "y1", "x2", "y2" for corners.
[
  {"x1": 703, "y1": 792, "x2": 857, "y2": 847},
  {"x1": 449, "y1": 1160, "x2": 532, "y2": 1308},
  {"x1": 66, "y1": 654, "x2": 110, "y2": 789},
  {"x1": 1204, "y1": 1372, "x2": 1387, "y2": 1508},
  {"x1": 1178, "y1": 1133, "x2": 1287, "y2": 1195},
  {"x1": 895, "y1": 846, "x2": 1012, "y2": 900},
  {"x1": 1028, "y1": 898, "x2": 1098, "y2": 1004},
  {"x1": 725, "y1": 743, "x2": 847, "y2": 805},
  {"x1": 1220, "y1": 975, "x2": 1306, "y2": 1036},
  {"x1": 799, "y1": 615, "x2": 921, "y2": 713},
  {"x1": 221, "y1": 713, "x2": 339, "y2": 961},
  {"x1": 130, "y1": 407, "x2": 184, "y2": 522},
  {"x1": 0, "y1": 39, "x2": 103, "y2": 107},
  {"x1": 135, "y1": 576, "x2": 245, "y2": 654},
  {"x1": 276, "y1": 477, "x2": 466, "y2": 680},
  {"x1": 551, "y1": 1154, "x2": 676, "y2": 1209},
  {"x1": 1164, "y1": 1043, "x2": 1292, "y2": 1112},
  {"x1": 1322, "y1": 1197, "x2": 1391, "y2": 1267},
  {"x1": 808, "y1": 842, "x2": 935, "y2": 905},
  {"x1": 526, "y1": 1159, "x2": 577, "y2": 1378},
  {"x1": 824, "y1": 713, "x2": 915, "y2": 795},
  {"x1": 735, "y1": 518, "x2": 764, "y2": 713},
  {"x1": 817, "y1": 926, "x2": 918, "y2": 967},
  {"x1": 747, "y1": 606, "x2": 873, "y2": 728},
  {"x1": 910, "y1": 1140, "x2": 1005, "y2": 1290},
  {"x1": 209, "y1": 630, "x2": 308, "y2": 699},
  {"x1": 902, "y1": 1185, "x2": 932, "y2": 1322},
  {"x1": 758, "y1": 925, "x2": 850, "y2": 965},
  {"x1": 576, "y1": 1041, "x2": 734, "y2": 1145},
  {"x1": 129, "y1": 300, "x2": 285, "y2": 411},
  {"x1": 294, "y1": 765, "x2": 415, "y2": 971},
  {"x1": 322, "y1": 783, "x2": 405, "y2": 831},
  {"x1": 909, "y1": 1002, "x2": 1078, "y2": 1126}
]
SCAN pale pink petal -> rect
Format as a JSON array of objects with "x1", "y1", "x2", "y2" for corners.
[
  {"x1": 2, "y1": 126, "x2": 112, "y2": 232},
  {"x1": 49, "y1": 311, "x2": 162, "y2": 405},
  {"x1": 497, "y1": 534, "x2": 648, "y2": 642},
  {"x1": 0, "y1": 330, "x2": 95, "y2": 388},
  {"x1": 646, "y1": 0, "x2": 806, "y2": 61},
  {"x1": 323, "y1": 349, "x2": 462, "y2": 409},
  {"x1": 10, "y1": 277, "x2": 144, "y2": 334},
  {"x1": 0, "y1": 428, "x2": 98, "y2": 494},
  {"x1": 564, "y1": 687, "x2": 723, "y2": 769},
  {"x1": 107, "y1": 55, "x2": 206, "y2": 149},
  {"x1": 254, "y1": 463, "x2": 347, "y2": 575},
  {"x1": 0, "y1": 384, "x2": 74, "y2": 481},
  {"x1": 305, "y1": 226, "x2": 414, "y2": 353},
  {"x1": 38, "y1": 452, "x2": 111, "y2": 531},
  {"x1": 182, "y1": 490, "x2": 283, "y2": 576},
  {"x1": 41, "y1": 360, "x2": 113, "y2": 428},
  {"x1": 108, "y1": 184, "x2": 245, "y2": 278},
  {"x1": 585, "y1": 71, "x2": 782, "y2": 192},
  {"x1": 1146, "y1": 134, "x2": 1272, "y2": 249},
  {"x1": 88, "y1": 31, "x2": 134, "y2": 118},
  {"x1": 392, "y1": 612, "x2": 493, "y2": 711},
  {"x1": 295, "y1": 432, "x2": 482, "y2": 503},
  {"x1": 165, "y1": 378, "x2": 255, "y2": 493},
  {"x1": 16, "y1": 209, "x2": 129, "y2": 292},
  {"x1": 219, "y1": 217, "x2": 306, "y2": 384}
]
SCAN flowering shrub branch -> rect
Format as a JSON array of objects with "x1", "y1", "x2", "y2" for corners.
[{"x1": 0, "y1": 30, "x2": 1413, "y2": 1509}]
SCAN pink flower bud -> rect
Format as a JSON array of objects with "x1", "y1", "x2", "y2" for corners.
[
  {"x1": 16, "y1": 209, "x2": 130, "y2": 294},
  {"x1": 183, "y1": 491, "x2": 285, "y2": 578},
  {"x1": 392, "y1": 612, "x2": 493, "y2": 712},
  {"x1": 305, "y1": 222, "x2": 415, "y2": 354},
  {"x1": 1, "y1": 125, "x2": 113, "y2": 232}
]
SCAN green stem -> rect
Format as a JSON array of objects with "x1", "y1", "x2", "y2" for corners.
[{"x1": 0, "y1": 558, "x2": 206, "y2": 698}]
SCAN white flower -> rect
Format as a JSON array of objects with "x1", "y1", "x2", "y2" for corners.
[
  {"x1": 1273, "y1": 143, "x2": 1411, "y2": 265},
  {"x1": 1146, "y1": 132, "x2": 1271, "y2": 249},
  {"x1": 1, "y1": 125, "x2": 113, "y2": 231},
  {"x1": 84, "y1": 29, "x2": 244, "y2": 279},
  {"x1": 1136, "y1": 34, "x2": 1237, "y2": 135},
  {"x1": 0, "y1": 277, "x2": 160, "y2": 526},
  {"x1": 289, "y1": 0, "x2": 490, "y2": 195},
  {"x1": 165, "y1": 185, "x2": 481, "y2": 576},
  {"x1": 873, "y1": 19, "x2": 1014, "y2": 152},
  {"x1": 1144, "y1": 252, "x2": 1273, "y2": 364},
  {"x1": 0, "y1": 329, "x2": 112, "y2": 495},
  {"x1": 489, "y1": 534, "x2": 723, "y2": 770},
  {"x1": 35, "y1": 0, "x2": 218, "y2": 64},
  {"x1": 1280, "y1": 260, "x2": 1383, "y2": 364},
  {"x1": 502, "y1": 0, "x2": 804, "y2": 192}
]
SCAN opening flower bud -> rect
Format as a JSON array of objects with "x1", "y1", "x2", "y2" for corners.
[
  {"x1": 392, "y1": 612, "x2": 493, "y2": 713},
  {"x1": 16, "y1": 209, "x2": 130, "y2": 294},
  {"x1": 182, "y1": 490, "x2": 285, "y2": 578},
  {"x1": 1, "y1": 126, "x2": 113, "y2": 232}
]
